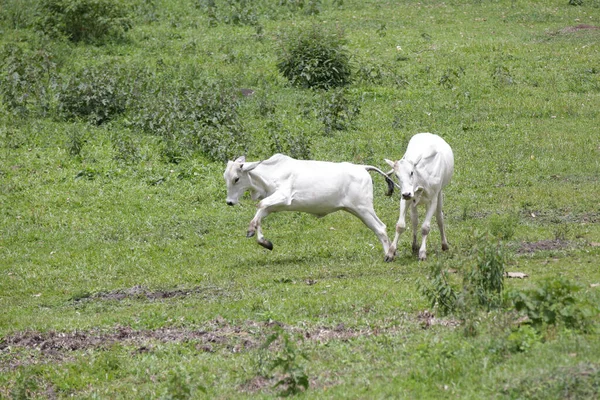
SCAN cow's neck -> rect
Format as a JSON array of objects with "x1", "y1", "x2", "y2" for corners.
[{"x1": 247, "y1": 168, "x2": 275, "y2": 200}]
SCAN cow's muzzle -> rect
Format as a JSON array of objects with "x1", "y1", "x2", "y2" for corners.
[
  {"x1": 226, "y1": 200, "x2": 235, "y2": 206},
  {"x1": 402, "y1": 192, "x2": 413, "y2": 200}
]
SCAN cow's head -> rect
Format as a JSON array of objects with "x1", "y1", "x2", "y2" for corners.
[
  {"x1": 223, "y1": 156, "x2": 260, "y2": 206},
  {"x1": 385, "y1": 158, "x2": 423, "y2": 200}
]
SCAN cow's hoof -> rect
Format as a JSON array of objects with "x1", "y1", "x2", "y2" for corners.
[
  {"x1": 384, "y1": 255, "x2": 395, "y2": 263},
  {"x1": 259, "y1": 239, "x2": 273, "y2": 251},
  {"x1": 442, "y1": 243, "x2": 449, "y2": 251},
  {"x1": 247, "y1": 230, "x2": 256, "y2": 238},
  {"x1": 419, "y1": 252, "x2": 427, "y2": 261}
]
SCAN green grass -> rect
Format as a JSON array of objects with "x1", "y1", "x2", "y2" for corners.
[{"x1": 1, "y1": 0, "x2": 600, "y2": 398}]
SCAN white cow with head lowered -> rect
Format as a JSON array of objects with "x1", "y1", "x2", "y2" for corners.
[
  {"x1": 223, "y1": 154, "x2": 397, "y2": 261},
  {"x1": 384, "y1": 133, "x2": 454, "y2": 261}
]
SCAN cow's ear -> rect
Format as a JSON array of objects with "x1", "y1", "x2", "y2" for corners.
[
  {"x1": 242, "y1": 161, "x2": 260, "y2": 172},
  {"x1": 384, "y1": 159, "x2": 395, "y2": 168},
  {"x1": 234, "y1": 156, "x2": 246, "y2": 164}
]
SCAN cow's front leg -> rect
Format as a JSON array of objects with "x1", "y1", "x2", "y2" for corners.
[
  {"x1": 386, "y1": 199, "x2": 407, "y2": 262},
  {"x1": 410, "y1": 202, "x2": 420, "y2": 255},
  {"x1": 418, "y1": 197, "x2": 438, "y2": 261},
  {"x1": 247, "y1": 191, "x2": 290, "y2": 251}
]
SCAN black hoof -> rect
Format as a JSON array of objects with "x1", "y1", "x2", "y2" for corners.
[
  {"x1": 247, "y1": 230, "x2": 255, "y2": 238},
  {"x1": 384, "y1": 255, "x2": 394, "y2": 263},
  {"x1": 259, "y1": 240, "x2": 273, "y2": 251}
]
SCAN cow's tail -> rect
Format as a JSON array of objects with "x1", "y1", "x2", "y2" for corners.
[{"x1": 365, "y1": 166, "x2": 399, "y2": 197}]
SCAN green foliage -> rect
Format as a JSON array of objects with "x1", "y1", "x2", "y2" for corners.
[
  {"x1": 420, "y1": 261, "x2": 459, "y2": 316},
  {"x1": 36, "y1": 0, "x2": 132, "y2": 43},
  {"x1": 268, "y1": 121, "x2": 312, "y2": 160},
  {"x1": 464, "y1": 230, "x2": 507, "y2": 309},
  {"x1": 0, "y1": 43, "x2": 56, "y2": 117},
  {"x1": 57, "y1": 64, "x2": 129, "y2": 125},
  {"x1": 421, "y1": 231, "x2": 507, "y2": 319},
  {"x1": 507, "y1": 324, "x2": 541, "y2": 353},
  {"x1": 277, "y1": 25, "x2": 351, "y2": 90},
  {"x1": 127, "y1": 81, "x2": 247, "y2": 162},
  {"x1": 319, "y1": 88, "x2": 361, "y2": 135},
  {"x1": 488, "y1": 213, "x2": 519, "y2": 241},
  {"x1": 509, "y1": 278, "x2": 598, "y2": 333},
  {"x1": 259, "y1": 325, "x2": 309, "y2": 397}
]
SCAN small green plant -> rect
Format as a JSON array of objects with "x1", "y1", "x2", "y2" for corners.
[
  {"x1": 507, "y1": 324, "x2": 540, "y2": 353},
  {"x1": 259, "y1": 325, "x2": 309, "y2": 397},
  {"x1": 488, "y1": 213, "x2": 519, "y2": 241},
  {"x1": 36, "y1": 0, "x2": 132, "y2": 43},
  {"x1": 509, "y1": 278, "x2": 598, "y2": 333},
  {"x1": 319, "y1": 88, "x2": 361, "y2": 135},
  {"x1": 277, "y1": 25, "x2": 351, "y2": 90},
  {"x1": 420, "y1": 261, "x2": 459, "y2": 316},
  {"x1": 464, "y1": 230, "x2": 507, "y2": 309},
  {"x1": 66, "y1": 125, "x2": 87, "y2": 157}
]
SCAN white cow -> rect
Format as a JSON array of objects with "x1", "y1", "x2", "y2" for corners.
[
  {"x1": 223, "y1": 154, "x2": 397, "y2": 261},
  {"x1": 384, "y1": 133, "x2": 454, "y2": 261}
]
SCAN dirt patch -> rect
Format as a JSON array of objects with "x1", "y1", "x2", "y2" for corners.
[
  {"x1": 560, "y1": 24, "x2": 600, "y2": 34},
  {"x1": 517, "y1": 239, "x2": 571, "y2": 254},
  {"x1": 75, "y1": 285, "x2": 225, "y2": 302},
  {"x1": 417, "y1": 310, "x2": 461, "y2": 329},
  {"x1": 0, "y1": 317, "x2": 436, "y2": 371}
]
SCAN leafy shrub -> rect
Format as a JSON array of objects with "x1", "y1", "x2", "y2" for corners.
[
  {"x1": 507, "y1": 324, "x2": 540, "y2": 353},
  {"x1": 509, "y1": 278, "x2": 598, "y2": 333},
  {"x1": 57, "y1": 64, "x2": 129, "y2": 125},
  {"x1": 464, "y1": 230, "x2": 507, "y2": 309},
  {"x1": 277, "y1": 25, "x2": 351, "y2": 90},
  {"x1": 0, "y1": 44, "x2": 56, "y2": 117},
  {"x1": 268, "y1": 121, "x2": 312, "y2": 160},
  {"x1": 319, "y1": 88, "x2": 360, "y2": 135},
  {"x1": 259, "y1": 325, "x2": 309, "y2": 397},
  {"x1": 420, "y1": 230, "x2": 507, "y2": 319},
  {"x1": 420, "y1": 261, "x2": 459, "y2": 316},
  {"x1": 36, "y1": 0, "x2": 132, "y2": 43},
  {"x1": 127, "y1": 81, "x2": 248, "y2": 162}
]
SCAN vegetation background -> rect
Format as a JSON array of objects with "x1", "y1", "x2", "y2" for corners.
[{"x1": 1, "y1": 0, "x2": 599, "y2": 398}]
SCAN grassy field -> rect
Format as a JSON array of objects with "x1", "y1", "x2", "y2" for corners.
[{"x1": 1, "y1": 0, "x2": 600, "y2": 398}]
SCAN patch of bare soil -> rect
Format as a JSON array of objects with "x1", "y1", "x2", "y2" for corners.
[
  {"x1": 560, "y1": 24, "x2": 600, "y2": 34},
  {"x1": 417, "y1": 310, "x2": 461, "y2": 329},
  {"x1": 83, "y1": 285, "x2": 224, "y2": 302},
  {"x1": 517, "y1": 239, "x2": 571, "y2": 254},
  {"x1": 0, "y1": 316, "x2": 441, "y2": 371}
]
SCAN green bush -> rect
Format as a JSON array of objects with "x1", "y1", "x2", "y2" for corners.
[
  {"x1": 488, "y1": 213, "x2": 519, "y2": 241},
  {"x1": 36, "y1": 0, "x2": 132, "y2": 43},
  {"x1": 0, "y1": 44, "x2": 56, "y2": 117},
  {"x1": 127, "y1": 81, "x2": 248, "y2": 162},
  {"x1": 277, "y1": 25, "x2": 351, "y2": 90},
  {"x1": 57, "y1": 64, "x2": 129, "y2": 125},
  {"x1": 509, "y1": 278, "x2": 598, "y2": 333}
]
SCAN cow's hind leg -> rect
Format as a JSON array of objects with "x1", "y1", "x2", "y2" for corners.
[
  {"x1": 348, "y1": 206, "x2": 391, "y2": 262},
  {"x1": 436, "y1": 193, "x2": 449, "y2": 251}
]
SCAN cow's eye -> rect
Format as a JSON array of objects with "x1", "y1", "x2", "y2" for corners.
[
  {"x1": 234, "y1": 177, "x2": 240, "y2": 184},
  {"x1": 410, "y1": 171, "x2": 414, "y2": 177}
]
